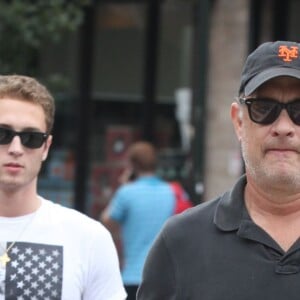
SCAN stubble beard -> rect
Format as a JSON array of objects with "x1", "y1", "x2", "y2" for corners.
[{"x1": 241, "y1": 142, "x2": 300, "y2": 190}]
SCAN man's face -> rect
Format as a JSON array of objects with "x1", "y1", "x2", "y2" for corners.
[
  {"x1": 0, "y1": 98, "x2": 52, "y2": 192},
  {"x1": 231, "y1": 76, "x2": 300, "y2": 191}
]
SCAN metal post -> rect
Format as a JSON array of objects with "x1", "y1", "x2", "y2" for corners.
[
  {"x1": 272, "y1": 0, "x2": 289, "y2": 40},
  {"x1": 248, "y1": 0, "x2": 262, "y2": 52},
  {"x1": 74, "y1": 5, "x2": 95, "y2": 213},
  {"x1": 191, "y1": 0, "x2": 210, "y2": 203},
  {"x1": 141, "y1": 0, "x2": 161, "y2": 142}
]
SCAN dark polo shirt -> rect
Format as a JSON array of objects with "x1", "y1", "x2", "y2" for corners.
[{"x1": 137, "y1": 175, "x2": 300, "y2": 300}]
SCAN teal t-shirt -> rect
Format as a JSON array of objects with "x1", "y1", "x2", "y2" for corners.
[{"x1": 108, "y1": 175, "x2": 175, "y2": 285}]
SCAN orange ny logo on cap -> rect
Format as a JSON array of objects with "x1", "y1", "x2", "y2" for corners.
[{"x1": 278, "y1": 45, "x2": 299, "y2": 62}]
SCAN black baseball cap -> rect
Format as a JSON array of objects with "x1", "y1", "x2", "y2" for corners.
[{"x1": 239, "y1": 41, "x2": 300, "y2": 96}]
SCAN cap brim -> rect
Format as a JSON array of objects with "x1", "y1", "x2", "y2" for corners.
[{"x1": 244, "y1": 67, "x2": 300, "y2": 96}]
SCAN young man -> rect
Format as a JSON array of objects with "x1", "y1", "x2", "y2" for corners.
[
  {"x1": 137, "y1": 41, "x2": 300, "y2": 299},
  {"x1": 0, "y1": 75, "x2": 126, "y2": 299},
  {"x1": 101, "y1": 141, "x2": 175, "y2": 300}
]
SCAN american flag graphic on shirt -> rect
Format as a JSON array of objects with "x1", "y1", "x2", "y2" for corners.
[{"x1": 1, "y1": 242, "x2": 63, "y2": 299}]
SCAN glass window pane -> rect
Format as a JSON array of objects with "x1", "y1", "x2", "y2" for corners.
[{"x1": 92, "y1": 4, "x2": 146, "y2": 101}]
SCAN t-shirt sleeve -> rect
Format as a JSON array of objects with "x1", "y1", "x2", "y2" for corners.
[
  {"x1": 107, "y1": 188, "x2": 127, "y2": 223},
  {"x1": 83, "y1": 225, "x2": 127, "y2": 300}
]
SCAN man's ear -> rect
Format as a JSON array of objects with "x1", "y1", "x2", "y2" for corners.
[
  {"x1": 42, "y1": 135, "x2": 52, "y2": 161},
  {"x1": 231, "y1": 102, "x2": 242, "y2": 142}
]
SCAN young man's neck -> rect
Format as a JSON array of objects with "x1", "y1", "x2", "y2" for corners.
[{"x1": 0, "y1": 189, "x2": 41, "y2": 217}]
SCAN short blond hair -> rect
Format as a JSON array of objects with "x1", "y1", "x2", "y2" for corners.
[{"x1": 0, "y1": 75, "x2": 55, "y2": 133}]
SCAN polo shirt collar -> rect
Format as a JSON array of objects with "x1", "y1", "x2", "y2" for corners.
[
  {"x1": 213, "y1": 174, "x2": 300, "y2": 257},
  {"x1": 214, "y1": 175, "x2": 247, "y2": 231}
]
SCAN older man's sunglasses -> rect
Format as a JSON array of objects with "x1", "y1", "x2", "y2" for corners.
[
  {"x1": 238, "y1": 97, "x2": 300, "y2": 125},
  {"x1": 0, "y1": 127, "x2": 48, "y2": 149}
]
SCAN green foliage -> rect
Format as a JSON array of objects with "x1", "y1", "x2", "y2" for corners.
[{"x1": 0, "y1": 0, "x2": 91, "y2": 74}]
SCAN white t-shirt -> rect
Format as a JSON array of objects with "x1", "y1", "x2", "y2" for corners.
[{"x1": 0, "y1": 197, "x2": 127, "y2": 300}]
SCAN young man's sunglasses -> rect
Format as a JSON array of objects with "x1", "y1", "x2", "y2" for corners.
[
  {"x1": 0, "y1": 127, "x2": 48, "y2": 149},
  {"x1": 238, "y1": 97, "x2": 300, "y2": 125}
]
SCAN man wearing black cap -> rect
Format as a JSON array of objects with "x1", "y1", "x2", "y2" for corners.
[{"x1": 137, "y1": 41, "x2": 300, "y2": 299}]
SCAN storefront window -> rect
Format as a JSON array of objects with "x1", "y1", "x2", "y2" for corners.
[{"x1": 37, "y1": 1, "x2": 195, "y2": 217}]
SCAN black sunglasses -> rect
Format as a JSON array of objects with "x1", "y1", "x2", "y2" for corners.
[
  {"x1": 0, "y1": 127, "x2": 48, "y2": 149},
  {"x1": 238, "y1": 97, "x2": 300, "y2": 125}
]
